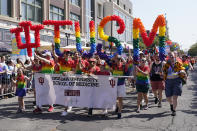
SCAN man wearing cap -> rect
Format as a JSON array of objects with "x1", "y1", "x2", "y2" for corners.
[
  {"x1": 35, "y1": 52, "x2": 54, "y2": 74},
  {"x1": 33, "y1": 51, "x2": 55, "y2": 113}
]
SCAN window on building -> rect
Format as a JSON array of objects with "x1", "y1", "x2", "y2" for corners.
[
  {"x1": 129, "y1": 9, "x2": 131, "y2": 14},
  {"x1": 0, "y1": 0, "x2": 11, "y2": 17},
  {"x1": 123, "y1": 5, "x2": 126, "y2": 10},
  {"x1": 97, "y1": 4, "x2": 102, "y2": 18},
  {"x1": 50, "y1": 5, "x2": 64, "y2": 20},
  {"x1": 117, "y1": 0, "x2": 119, "y2": 5},
  {"x1": 70, "y1": 12, "x2": 80, "y2": 31},
  {"x1": 21, "y1": 0, "x2": 42, "y2": 23},
  {"x1": 70, "y1": 0, "x2": 80, "y2": 7}
]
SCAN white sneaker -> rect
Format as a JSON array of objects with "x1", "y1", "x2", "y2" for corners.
[
  {"x1": 102, "y1": 109, "x2": 108, "y2": 115},
  {"x1": 67, "y1": 106, "x2": 72, "y2": 112},
  {"x1": 61, "y1": 111, "x2": 68, "y2": 116}
]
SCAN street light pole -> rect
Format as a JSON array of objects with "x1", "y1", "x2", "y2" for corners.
[{"x1": 65, "y1": 33, "x2": 70, "y2": 46}]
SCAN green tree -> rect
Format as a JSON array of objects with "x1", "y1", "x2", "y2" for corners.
[{"x1": 188, "y1": 42, "x2": 197, "y2": 56}]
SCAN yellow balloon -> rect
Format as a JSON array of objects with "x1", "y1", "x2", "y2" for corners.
[
  {"x1": 90, "y1": 32, "x2": 95, "y2": 38},
  {"x1": 54, "y1": 38, "x2": 60, "y2": 43},
  {"x1": 159, "y1": 26, "x2": 166, "y2": 36},
  {"x1": 75, "y1": 32, "x2": 80, "y2": 37},
  {"x1": 98, "y1": 26, "x2": 109, "y2": 41}
]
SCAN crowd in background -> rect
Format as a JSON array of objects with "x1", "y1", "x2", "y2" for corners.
[{"x1": 0, "y1": 45, "x2": 196, "y2": 118}]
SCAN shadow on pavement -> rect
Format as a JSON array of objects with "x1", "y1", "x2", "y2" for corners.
[{"x1": 123, "y1": 111, "x2": 169, "y2": 121}]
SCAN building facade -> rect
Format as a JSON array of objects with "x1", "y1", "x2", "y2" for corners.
[
  {"x1": 0, "y1": 0, "x2": 133, "y2": 52},
  {"x1": 103, "y1": 0, "x2": 133, "y2": 48},
  {"x1": 0, "y1": 0, "x2": 88, "y2": 51}
]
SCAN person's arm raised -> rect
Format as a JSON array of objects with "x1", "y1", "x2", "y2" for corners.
[
  {"x1": 35, "y1": 53, "x2": 51, "y2": 64},
  {"x1": 51, "y1": 44, "x2": 58, "y2": 61}
]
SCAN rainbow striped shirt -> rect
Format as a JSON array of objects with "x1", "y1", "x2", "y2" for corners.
[
  {"x1": 182, "y1": 61, "x2": 189, "y2": 71},
  {"x1": 17, "y1": 75, "x2": 26, "y2": 89},
  {"x1": 136, "y1": 66, "x2": 150, "y2": 85},
  {"x1": 41, "y1": 60, "x2": 55, "y2": 74}
]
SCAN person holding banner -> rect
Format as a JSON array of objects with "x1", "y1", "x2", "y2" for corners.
[
  {"x1": 83, "y1": 58, "x2": 100, "y2": 116},
  {"x1": 33, "y1": 52, "x2": 55, "y2": 113},
  {"x1": 96, "y1": 60, "x2": 111, "y2": 116},
  {"x1": 110, "y1": 55, "x2": 127, "y2": 119},
  {"x1": 72, "y1": 52, "x2": 87, "y2": 75},
  {"x1": 135, "y1": 58, "x2": 150, "y2": 113},
  {"x1": 13, "y1": 68, "x2": 31, "y2": 113},
  {"x1": 52, "y1": 44, "x2": 74, "y2": 116}
]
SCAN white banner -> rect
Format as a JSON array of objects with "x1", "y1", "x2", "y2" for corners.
[{"x1": 35, "y1": 73, "x2": 117, "y2": 109}]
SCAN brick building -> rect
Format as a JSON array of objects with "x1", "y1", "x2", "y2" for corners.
[{"x1": 0, "y1": 0, "x2": 133, "y2": 53}]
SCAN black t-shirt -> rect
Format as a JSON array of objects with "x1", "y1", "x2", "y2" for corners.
[{"x1": 150, "y1": 62, "x2": 163, "y2": 81}]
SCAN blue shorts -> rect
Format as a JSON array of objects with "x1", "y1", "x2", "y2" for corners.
[
  {"x1": 165, "y1": 78, "x2": 182, "y2": 97},
  {"x1": 16, "y1": 88, "x2": 26, "y2": 97}
]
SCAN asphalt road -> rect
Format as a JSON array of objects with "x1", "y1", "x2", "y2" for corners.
[{"x1": 0, "y1": 69, "x2": 197, "y2": 131}]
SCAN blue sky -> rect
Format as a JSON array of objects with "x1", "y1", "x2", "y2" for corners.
[{"x1": 130, "y1": 0, "x2": 197, "y2": 50}]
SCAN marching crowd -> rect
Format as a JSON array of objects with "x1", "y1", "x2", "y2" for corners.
[{"x1": 0, "y1": 44, "x2": 196, "y2": 119}]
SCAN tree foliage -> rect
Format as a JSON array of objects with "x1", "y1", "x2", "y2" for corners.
[{"x1": 188, "y1": 42, "x2": 197, "y2": 56}]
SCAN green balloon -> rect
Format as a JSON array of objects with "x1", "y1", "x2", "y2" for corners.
[
  {"x1": 133, "y1": 39, "x2": 139, "y2": 48},
  {"x1": 90, "y1": 38, "x2": 96, "y2": 43},
  {"x1": 76, "y1": 37, "x2": 81, "y2": 43},
  {"x1": 108, "y1": 36, "x2": 120, "y2": 47},
  {"x1": 55, "y1": 43, "x2": 60, "y2": 49}
]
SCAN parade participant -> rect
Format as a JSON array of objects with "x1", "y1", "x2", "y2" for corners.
[
  {"x1": 20, "y1": 57, "x2": 42, "y2": 105},
  {"x1": 52, "y1": 44, "x2": 74, "y2": 74},
  {"x1": 52, "y1": 44, "x2": 74, "y2": 116},
  {"x1": 150, "y1": 53, "x2": 165, "y2": 107},
  {"x1": 110, "y1": 55, "x2": 127, "y2": 119},
  {"x1": 95, "y1": 54, "x2": 102, "y2": 66},
  {"x1": 190, "y1": 57, "x2": 195, "y2": 69},
  {"x1": 125, "y1": 49, "x2": 133, "y2": 76},
  {"x1": 72, "y1": 52, "x2": 87, "y2": 75},
  {"x1": 33, "y1": 52, "x2": 55, "y2": 113},
  {"x1": 182, "y1": 55, "x2": 193, "y2": 75},
  {"x1": 83, "y1": 58, "x2": 100, "y2": 116},
  {"x1": 135, "y1": 58, "x2": 150, "y2": 113},
  {"x1": 13, "y1": 68, "x2": 31, "y2": 113},
  {"x1": 96, "y1": 60, "x2": 111, "y2": 115},
  {"x1": 163, "y1": 52, "x2": 187, "y2": 116}
]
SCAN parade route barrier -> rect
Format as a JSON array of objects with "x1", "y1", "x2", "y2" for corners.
[{"x1": 35, "y1": 73, "x2": 118, "y2": 108}]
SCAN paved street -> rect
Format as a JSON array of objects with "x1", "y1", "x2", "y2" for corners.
[{"x1": 0, "y1": 69, "x2": 197, "y2": 131}]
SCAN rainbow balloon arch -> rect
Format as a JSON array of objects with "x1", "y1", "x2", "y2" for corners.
[{"x1": 10, "y1": 14, "x2": 167, "y2": 63}]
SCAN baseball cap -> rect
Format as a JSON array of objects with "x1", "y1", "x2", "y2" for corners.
[
  {"x1": 43, "y1": 52, "x2": 51, "y2": 57},
  {"x1": 63, "y1": 49, "x2": 70, "y2": 53},
  {"x1": 89, "y1": 58, "x2": 96, "y2": 62}
]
